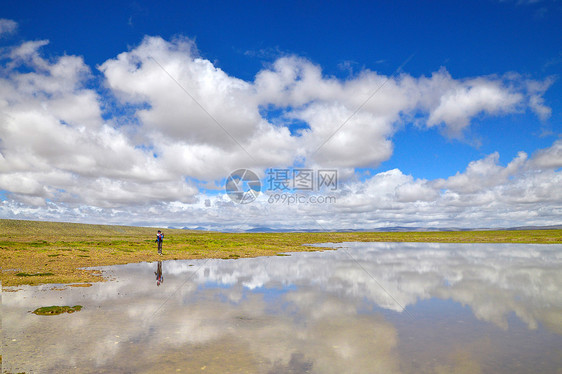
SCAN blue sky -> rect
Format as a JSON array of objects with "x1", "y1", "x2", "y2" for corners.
[{"x1": 0, "y1": 1, "x2": 560, "y2": 230}]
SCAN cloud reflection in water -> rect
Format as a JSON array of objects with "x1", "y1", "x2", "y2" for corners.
[{"x1": 3, "y1": 242, "x2": 561, "y2": 373}]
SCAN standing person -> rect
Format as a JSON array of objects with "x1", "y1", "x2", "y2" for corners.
[{"x1": 156, "y1": 230, "x2": 164, "y2": 255}]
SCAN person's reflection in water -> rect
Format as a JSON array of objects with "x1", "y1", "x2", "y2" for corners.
[{"x1": 155, "y1": 261, "x2": 164, "y2": 286}]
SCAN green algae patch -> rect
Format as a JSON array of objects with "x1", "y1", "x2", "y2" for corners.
[
  {"x1": 32, "y1": 305, "x2": 83, "y2": 316},
  {"x1": 15, "y1": 272, "x2": 54, "y2": 277}
]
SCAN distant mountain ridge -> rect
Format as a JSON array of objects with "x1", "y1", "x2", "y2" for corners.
[
  {"x1": 174, "y1": 224, "x2": 562, "y2": 233},
  {"x1": 505, "y1": 225, "x2": 562, "y2": 231}
]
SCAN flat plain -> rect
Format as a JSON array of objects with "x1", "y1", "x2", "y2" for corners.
[{"x1": 1, "y1": 219, "x2": 561, "y2": 287}]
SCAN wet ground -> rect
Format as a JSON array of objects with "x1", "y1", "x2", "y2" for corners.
[{"x1": 3, "y1": 242, "x2": 562, "y2": 373}]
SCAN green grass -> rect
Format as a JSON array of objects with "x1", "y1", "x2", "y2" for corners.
[
  {"x1": 32, "y1": 305, "x2": 83, "y2": 315},
  {"x1": 1, "y1": 219, "x2": 560, "y2": 287},
  {"x1": 15, "y1": 272, "x2": 55, "y2": 277}
]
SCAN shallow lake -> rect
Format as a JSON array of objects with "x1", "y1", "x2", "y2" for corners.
[{"x1": 3, "y1": 242, "x2": 562, "y2": 373}]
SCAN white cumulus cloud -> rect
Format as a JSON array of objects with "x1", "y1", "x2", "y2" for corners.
[
  {"x1": 0, "y1": 35, "x2": 559, "y2": 229},
  {"x1": 0, "y1": 19, "x2": 17, "y2": 36}
]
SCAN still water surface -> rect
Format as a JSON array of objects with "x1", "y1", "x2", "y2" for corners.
[{"x1": 3, "y1": 242, "x2": 562, "y2": 373}]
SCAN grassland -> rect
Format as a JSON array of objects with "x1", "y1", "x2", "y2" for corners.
[
  {"x1": 32, "y1": 305, "x2": 82, "y2": 315},
  {"x1": 1, "y1": 219, "x2": 560, "y2": 287}
]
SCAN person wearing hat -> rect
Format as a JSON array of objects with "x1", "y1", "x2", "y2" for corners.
[{"x1": 156, "y1": 230, "x2": 164, "y2": 255}]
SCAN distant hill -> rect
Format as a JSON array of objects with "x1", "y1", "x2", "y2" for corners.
[
  {"x1": 166, "y1": 222, "x2": 561, "y2": 233},
  {"x1": 235, "y1": 224, "x2": 562, "y2": 233},
  {"x1": 504, "y1": 224, "x2": 562, "y2": 231},
  {"x1": 245, "y1": 226, "x2": 283, "y2": 233}
]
